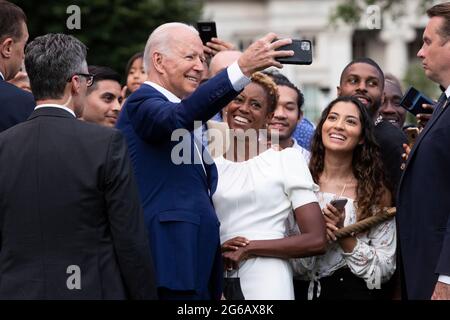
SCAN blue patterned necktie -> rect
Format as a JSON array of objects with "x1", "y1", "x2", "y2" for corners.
[{"x1": 435, "y1": 92, "x2": 448, "y2": 111}]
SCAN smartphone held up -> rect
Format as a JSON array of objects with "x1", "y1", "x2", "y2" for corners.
[
  {"x1": 275, "y1": 39, "x2": 313, "y2": 65},
  {"x1": 196, "y1": 21, "x2": 217, "y2": 45},
  {"x1": 329, "y1": 198, "x2": 348, "y2": 211}
]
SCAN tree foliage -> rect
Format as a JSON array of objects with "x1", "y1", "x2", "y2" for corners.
[
  {"x1": 13, "y1": 0, "x2": 203, "y2": 79},
  {"x1": 330, "y1": 0, "x2": 434, "y2": 26}
]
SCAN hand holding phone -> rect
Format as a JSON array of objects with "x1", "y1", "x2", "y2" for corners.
[
  {"x1": 329, "y1": 198, "x2": 348, "y2": 211},
  {"x1": 400, "y1": 87, "x2": 434, "y2": 116},
  {"x1": 196, "y1": 22, "x2": 217, "y2": 45},
  {"x1": 274, "y1": 39, "x2": 312, "y2": 65},
  {"x1": 405, "y1": 127, "x2": 420, "y2": 147}
]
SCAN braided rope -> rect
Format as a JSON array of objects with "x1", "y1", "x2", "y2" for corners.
[{"x1": 334, "y1": 207, "x2": 396, "y2": 239}]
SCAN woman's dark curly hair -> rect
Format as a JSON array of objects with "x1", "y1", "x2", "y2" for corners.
[{"x1": 309, "y1": 96, "x2": 387, "y2": 220}]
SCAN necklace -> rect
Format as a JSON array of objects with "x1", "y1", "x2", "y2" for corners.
[{"x1": 333, "y1": 175, "x2": 354, "y2": 200}]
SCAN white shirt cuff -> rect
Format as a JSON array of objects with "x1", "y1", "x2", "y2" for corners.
[
  {"x1": 227, "y1": 61, "x2": 251, "y2": 92},
  {"x1": 438, "y1": 275, "x2": 450, "y2": 284}
]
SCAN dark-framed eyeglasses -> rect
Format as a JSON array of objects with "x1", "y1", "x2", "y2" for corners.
[{"x1": 67, "y1": 73, "x2": 94, "y2": 87}]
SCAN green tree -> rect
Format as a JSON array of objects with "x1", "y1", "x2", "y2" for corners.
[
  {"x1": 13, "y1": 0, "x2": 203, "y2": 80},
  {"x1": 403, "y1": 61, "x2": 440, "y2": 100},
  {"x1": 330, "y1": 0, "x2": 434, "y2": 26}
]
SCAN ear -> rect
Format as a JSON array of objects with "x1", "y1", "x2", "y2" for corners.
[
  {"x1": 297, "y1": 109, "x2": 303, "y2": 122},
  {"x1": 0, "y1": 37, "x2": 13, "y2": 58},
  {"x1": 69, "y1": 75, "x2": 82, "y2": 95},
  {"x1": 336, "y1": 86, "x2": 341, "y2": 97},
  {"x1": 152, "y1": 52, "x2": 165, "y2": 74},
  {"x1": 358, "y1": 137, "x2": 365, "y2": 145}
]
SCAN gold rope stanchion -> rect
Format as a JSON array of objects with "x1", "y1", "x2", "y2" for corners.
[{"x1": 334, "y1": 207, "x2": 396, "y2": 239}]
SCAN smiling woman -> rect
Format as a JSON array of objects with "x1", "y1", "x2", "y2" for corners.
[
  {"x1": 292, "y1": 96, "x2": 396, "y2": 301},
  {"x1": 212, "y1": 72, "x2": 327, "y2": 300}
]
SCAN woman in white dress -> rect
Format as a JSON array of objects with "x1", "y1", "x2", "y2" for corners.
[
  {"x1": 292, "y1": 96, "x2": 396, "y2": 300},
  {"x1": 212, "y1": 72, "x2": 326, "y2": 300}
]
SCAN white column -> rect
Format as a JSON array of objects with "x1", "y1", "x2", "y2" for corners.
[
  {"x1": 380, "y1": 18, "x2": 416, "y2": 79},
  {"x1": 325, "y1": 26, "x2": 353, "y2": 96}
]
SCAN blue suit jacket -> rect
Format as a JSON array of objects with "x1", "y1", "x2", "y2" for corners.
[
  {"x1": 116, "y1": 70, "x2": 239, "y2": 299},
  {"x1": 397, "y1": 97, "x2": 450, "y2": 299},
  {"x1": 0, "y1": 77, "x2": 35, "y2": 132}
]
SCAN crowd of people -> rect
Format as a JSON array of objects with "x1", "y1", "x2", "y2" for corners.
[{"x1": 0, "y1": 0, "x2": 449, "y2": 300}]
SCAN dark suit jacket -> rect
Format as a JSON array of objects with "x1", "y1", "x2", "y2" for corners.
[
  {"x1": 0, "y1": 107, "x2": 157, "y2": 299},
  {"x1": 374, "y1": 120, "x2": 407, "y2": 202},
  {"x1": 397, "y1": 98, "x2": 450, "y2": 299},
  {"x1": 116, "y1": 70, "x2": 239, "y2": 299},
  {"x1": 0, "y1": 77, "x2": 35, "y2": 132}
]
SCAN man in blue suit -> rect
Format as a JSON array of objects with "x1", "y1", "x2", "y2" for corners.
[
  {"x1": 116, "y1": 22, "x2": 293, "y2": 300},
  {"x1": 0, "y1": 1, "x2": 35, "y2": 132},
  {"x1": 397, "y1": 2, "x2": 450, "y2": 300}
]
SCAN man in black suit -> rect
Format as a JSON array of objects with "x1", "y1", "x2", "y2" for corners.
[
  {"x1": 0, "y1": 33, "x2": 157, "y2": 299},
  {"x1": 0, "y1": 1, "x2": 34, "y2": 132},
  {"x1": 337, "y1": 58, "x2": 407, "y2": 201},
  {"x1": 397, "y1": 2, "x2": 450, "y2": 300}
]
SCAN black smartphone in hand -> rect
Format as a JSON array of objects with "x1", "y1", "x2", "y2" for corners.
[
  {"x1": 400, "y1": 86, "x2": 434, "y2": 115},
  {"x1": 330, "y1": 198, "x2": 348, "y2": 211},
  {"x1": 275, "y1": 39, "x2": 313, "y2": 65},
  {"x1": 196, "y1": 22, "x2": 217, "y2": 45}
]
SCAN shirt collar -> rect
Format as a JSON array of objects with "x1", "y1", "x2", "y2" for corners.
[
  {"x1": 445, "y1": 85, "x2": 450, "y2": 99},
  {"x1": 34, "y1": 104, "x2": 76, "y2": 117},
  {"x1": 0, "y1": 71, "x2": 4, "y2": 81},
  {"x1": 143, "y1": 81, "x2": 181, "y2": 103}
]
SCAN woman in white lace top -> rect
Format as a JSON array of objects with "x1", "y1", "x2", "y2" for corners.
[{"x1": 291, "y1": 96, "x2": 396, "y2": 300}]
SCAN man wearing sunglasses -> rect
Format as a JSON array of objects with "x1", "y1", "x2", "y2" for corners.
[{"x1": 0, "y1": 33, "x2": 157, "y2": 299}]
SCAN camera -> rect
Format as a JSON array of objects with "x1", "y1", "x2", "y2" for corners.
[{"x1": 400, "y1": 86, "x2": 434, "y2": 116}]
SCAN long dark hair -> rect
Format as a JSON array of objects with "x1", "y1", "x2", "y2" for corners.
[{"x1": 309, "y1": 96, "x2": 387, "y2": 220}]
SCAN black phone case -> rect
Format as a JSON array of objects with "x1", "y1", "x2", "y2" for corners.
[
  {"x1": 275, "y1": 40, "x2": 312, "y2": 65},
  {"x1": 400, "y1": 86, "x2": 434, "y2": 115},
  {"x1": 330, "y1": 199, "x2": 348, "y2": 210},
  {"x1": 196, "y1": 22, "x2": 217, "y2": 45}
]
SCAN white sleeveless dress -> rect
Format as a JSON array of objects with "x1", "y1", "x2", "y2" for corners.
[{"x1": 213, "y1": 148, "x2": 319, "y2": 300}]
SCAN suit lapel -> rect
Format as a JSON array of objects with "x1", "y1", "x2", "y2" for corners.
[
  {"x1": 192, "y1": 133, "x2": 218, "y2": 197},
  {"x1": 407, "y1": 98, "x2": 448, "y2": 163},
  {"x1": 192, "y1": 133, "x2": 209, "y2": 180},
  {"x1": 399, "y1": 97, "x2": 449, "y2": 189}
]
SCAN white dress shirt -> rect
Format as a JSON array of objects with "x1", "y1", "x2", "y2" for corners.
[{"x1": 34, "y1": 104, "x2": 76, "y2": 118}]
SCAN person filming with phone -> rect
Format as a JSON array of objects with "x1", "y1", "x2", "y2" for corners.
[
  {"x1": 291, "y1": 97, "x2": 395, "y2": 300},
  {"x1": 116, "y1": 22, "x2": 295, "y2": 300}
]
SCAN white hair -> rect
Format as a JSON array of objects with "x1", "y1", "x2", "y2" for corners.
[{"x1": 143, "y1": 22, "x2": 198, "y2": 74}]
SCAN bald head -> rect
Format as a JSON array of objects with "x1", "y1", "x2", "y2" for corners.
[
  {"x1": 209, "y1": 50, "x2": 242, "y2": 77},
  {"x1": 143, "y1": 22, "x2": 199, "y2": 73}
]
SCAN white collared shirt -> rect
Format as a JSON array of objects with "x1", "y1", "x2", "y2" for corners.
[
  {"x1": 143, "y1": 61, "x2": 250, "y2": 101},
  {"x1": 34, "y1": 104, "x2": 76, "y2": 118},
  {"x1": 143, "y1": 81, "x2": 180, "y2": 103},
  {"x1": 291, "y1": 138, "x2": 311, "y2": 163}
]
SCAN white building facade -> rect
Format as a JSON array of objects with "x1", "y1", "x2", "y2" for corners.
[{"x1": 202, "y1": 0, "x2": 431, "y2": 122}]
